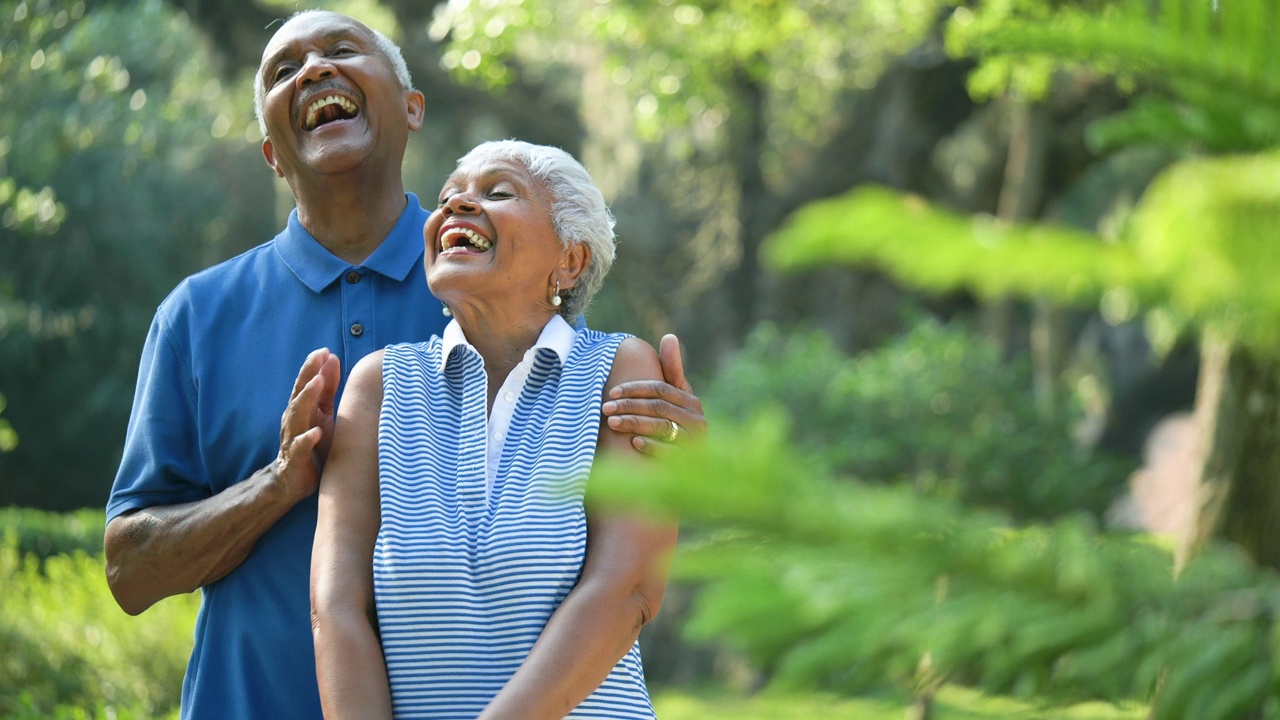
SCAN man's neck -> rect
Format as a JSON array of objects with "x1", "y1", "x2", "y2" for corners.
[{"x1": 293, "y1": 176, "x2": 409, "y2": 266}]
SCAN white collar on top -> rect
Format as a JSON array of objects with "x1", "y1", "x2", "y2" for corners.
[{"x1": 439, "y1": 314, "x2": 576, "y2": 374}]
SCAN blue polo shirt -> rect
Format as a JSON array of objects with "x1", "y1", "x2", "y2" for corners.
[{"x1": 107, "y1": 194, "x2": 446, "y2": 720}]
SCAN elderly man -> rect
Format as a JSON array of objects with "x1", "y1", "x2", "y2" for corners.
[{"x1": 104, "y1": 11, "x2": 704, "y2": 720}]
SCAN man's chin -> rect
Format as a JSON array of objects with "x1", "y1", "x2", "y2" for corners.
[{"x1": 297, "y1": 140, "x2": 374, "y2": 177}]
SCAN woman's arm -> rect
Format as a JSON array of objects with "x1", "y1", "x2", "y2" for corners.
[
  {"x1": 479, "y1": 337, "x2": 680, "y2": 720},
  {"x1": 311, "y1": 350, "x2": 392, "y2": 720}
]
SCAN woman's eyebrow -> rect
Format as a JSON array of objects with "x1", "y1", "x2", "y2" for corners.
[{"x1": 475, "y1": 166, "x2": 530, "y2": 185}]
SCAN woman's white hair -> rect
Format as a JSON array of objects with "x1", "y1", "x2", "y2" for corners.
[
  {"x1": 457, "y1": 140, "x2": 617, "y2": 319},
  {"x1": 253, "y1": 10, "x2": 414, "y2": 137}
]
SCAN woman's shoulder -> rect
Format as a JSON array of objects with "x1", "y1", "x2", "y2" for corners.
[
  {"x1": 564, "y1": 329, "x2": 657, "y2": 383},
  {"x1": 608, "y1": 336, "x2": 661, "y2": 384},
  {"x1": 570, "y1": 328, "x2": 649, "y2": 360},
  {"x1": 382, "y1": 337, "x2": 442, "y2": 362},
  {"x1": 385, "y1": 337, "x2": 442, "y2": 353}
]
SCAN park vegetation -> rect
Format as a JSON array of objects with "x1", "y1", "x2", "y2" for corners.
[{"x1": 5, "y1": 0, "x2": 1280, "y2": 718}]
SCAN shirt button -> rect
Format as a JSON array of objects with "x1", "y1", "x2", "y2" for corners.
[
  {"x1": 350, "y1": 323, "x2": 364, "y2": 337},
  {"x1": 346, "y1": 271, "x2": 361, "y2": 284},
  {"x1": 503, "y1": 391, "x2": 516, "y2": 403}
]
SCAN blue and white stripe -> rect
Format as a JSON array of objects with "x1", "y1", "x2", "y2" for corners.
[{"x1": 374, "y1": 329, "x2": 655, "y2": 719}]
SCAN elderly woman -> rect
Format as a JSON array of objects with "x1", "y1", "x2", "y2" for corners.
[{"x1": 311, "y1": 140, "x2": 678, "y2": 719}]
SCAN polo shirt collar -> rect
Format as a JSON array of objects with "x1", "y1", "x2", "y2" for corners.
[
  {"x1": 440, "y1": 314, "x2": 576, "y2": 373},
  {"x1": 275, "y1": 193, "x2": 430, "y2": 293}
]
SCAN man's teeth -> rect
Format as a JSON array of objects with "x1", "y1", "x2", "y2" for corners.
[
  {"x1": 441, "y1": 227, "x2": 491, "y2": 251},
  {"x1": 304, "y1": 95, "x2": 358, "y2": 130}
]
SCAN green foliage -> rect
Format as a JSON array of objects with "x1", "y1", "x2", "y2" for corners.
[
  {"x1": 0, "y1": 506, "x2": 104, "y2": 564},
  {"x1": 432, "y1": 0, "x2": 946, "y2": 138},
  {"x1": 766, "y1": 149, "x2": 1280, "y2": 352},
  {"x1": 592, "y1": 418, "x2": 1280, "y2": 718},
  {"x1": 655, "y1": 686, "x2": 1143, "y2": 719},
  {"x1": 765, "y1": 186, "x2": 1136, "y2": 305},
  {"x1": 0, "y1": 0, "x2": 270, "y2": 508},
  {"x1": 428, "y1": 0, "x2": 950, "y2": 184},
  {"x1": 0, "y1": 528, "x2": 195, "y2": 719},
  {"x1": 0, "y1": 392, "x2": 17, "y2": 452},
  {"x1": 1125, "y1": 152, "x2": 1280, "y2": 349},
  {"x1": 707, "y1": 322, "x2": 1125, "y2": 520},
  {"x1": 950, "y1": 0, "x2": 1280, "y2": 152}
]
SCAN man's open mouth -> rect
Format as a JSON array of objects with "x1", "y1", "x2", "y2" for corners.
[{"x1": 303, "y1": 95, "x2": 359, "y2": 131}]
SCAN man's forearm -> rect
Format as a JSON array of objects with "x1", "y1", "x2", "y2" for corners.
[{"x1": 104, "y1": 464, "x2": 297, "y2": 615}]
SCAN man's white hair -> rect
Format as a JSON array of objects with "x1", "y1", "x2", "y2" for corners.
[
  {"x1": 253, "y1": 10, "x2": 414, "y2": 137},
  {"x1": 455, "y1": 140, "x2": 618, "y2": 320}
]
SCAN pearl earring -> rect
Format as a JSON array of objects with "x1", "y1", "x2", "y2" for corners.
[
  {"x1": 551, "y1": 279, "x2": 562, "y2": 308},
  {"x1": 442, "y1": 305, "x2": 453, "y2": 317}
]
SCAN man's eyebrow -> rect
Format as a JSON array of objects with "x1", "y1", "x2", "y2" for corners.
[{"x1": 261, "y1": 28, "x2": 370, "y2": 76}]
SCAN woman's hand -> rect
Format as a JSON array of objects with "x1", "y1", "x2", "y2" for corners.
[{"x1": 602, "y1": 334, "x2": 705, "y2": 453}]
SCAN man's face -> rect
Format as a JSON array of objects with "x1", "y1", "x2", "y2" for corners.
[{"x1": 258, "y1": 12, "x2": 423, "y2": 182}]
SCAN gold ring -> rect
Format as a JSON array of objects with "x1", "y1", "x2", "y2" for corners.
[{"x1": 662, "y1": 421, "x2": 681, "y2": 444}]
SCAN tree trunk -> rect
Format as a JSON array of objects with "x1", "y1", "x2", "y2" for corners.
[
  {"x1": 1184, "y1": 333, "x2": 1280, "y2": 571},
  {"x1": 987, "y1": 97, "x2": 1051, "y2": 370},
  {"x1": 905, "y1": 694, "x2": 934, "y2": 720},
  {"x1": 726, "y1": 65, "x2": 769, "y2": 343}
]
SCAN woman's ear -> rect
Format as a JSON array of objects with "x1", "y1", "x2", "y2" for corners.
[{"x1": 557, "y1": 243, "x2": 591, "y2": 289}]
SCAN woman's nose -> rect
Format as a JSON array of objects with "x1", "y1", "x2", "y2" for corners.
[{"x1": 442, "y1": 194, "x2": 479, "y2": 215}]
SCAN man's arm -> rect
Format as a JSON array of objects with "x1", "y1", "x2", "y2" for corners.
[
  {"x1": 104, "y1": 348, "x2": 340, "y2": 615},
  {"x1": 602, "y1": 333, "x2": 706, "y2": 452}
]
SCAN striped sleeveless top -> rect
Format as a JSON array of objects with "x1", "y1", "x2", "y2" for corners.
[{"x1": 374, "y1": 329, "x2": 656, "y2": 719}]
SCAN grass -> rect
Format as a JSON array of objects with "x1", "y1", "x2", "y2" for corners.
[{"x1": 653, "y1": 687, "x2": 1146, "y2": 719}]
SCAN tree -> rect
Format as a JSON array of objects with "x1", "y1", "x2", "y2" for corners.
[
  {"x1": 428, "y1": 0, "x2": 985, "y2": 354},
  {"x1": 0, "y1": 0, "x2": 275, "y2": 507},
  {"x1": 760, "y1": 1, "x2": 1280, "y2": 712}
]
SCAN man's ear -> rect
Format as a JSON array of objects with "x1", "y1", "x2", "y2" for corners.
[
  {"x1": 557, "y1": 244, "x2": 591, "y2": 289},
  {"x1": 406, "y1": 90, "x2": 425, "y2": 131},
  {"x1": 261, "y1": 138, "x2": 285, "y2": 178}
]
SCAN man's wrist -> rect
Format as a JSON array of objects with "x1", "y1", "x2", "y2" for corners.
[{"x1": 256, "y1": 459, "x2": 302, "y2": 510}]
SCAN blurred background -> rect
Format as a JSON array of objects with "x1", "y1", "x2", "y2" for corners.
[{"x1": 4, "y1": 0, "x2": 1279, "y2": 717}]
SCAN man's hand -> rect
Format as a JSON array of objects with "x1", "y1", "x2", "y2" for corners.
[
  {"x1": 105, "y1": 349, "x2": 343, "y2": 614},
  {"x1": 602, "y1": 334, "x2": 705, "y2": 454},
  {"x1": 274, "y1": 348, "x2": 341, "y2": 502}
]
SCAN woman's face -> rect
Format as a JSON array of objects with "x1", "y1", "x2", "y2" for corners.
[{"x1": 424, "y1": 157, "x2": 570, "y2": 316}]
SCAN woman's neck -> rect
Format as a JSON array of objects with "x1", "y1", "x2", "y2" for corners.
[{"x1": 453, "y1": 309, "x2": 557, "y2": 409}]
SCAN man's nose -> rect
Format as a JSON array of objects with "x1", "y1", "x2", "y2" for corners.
[{"x1": 296, "y1": 52, "x2": 335, "y2": 85}]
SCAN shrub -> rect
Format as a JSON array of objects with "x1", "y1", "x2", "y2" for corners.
[
  {"x1": 0, "y1": 529, "x2": 195, "y2": 718},
  {"x1": 593, "y1": 417, "x2": 1280, "y2": 719},
  {"x1": 0, "y1": 507, "x2": 105, "y2": 565},
  {"x1": 707, "y1": 321, "x2": 1129, "y2": 521}
]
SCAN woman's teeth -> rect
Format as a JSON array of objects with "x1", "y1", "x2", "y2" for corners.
[{"x1": 440, "y1": 227, "x2": 492, "y2": 251}]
